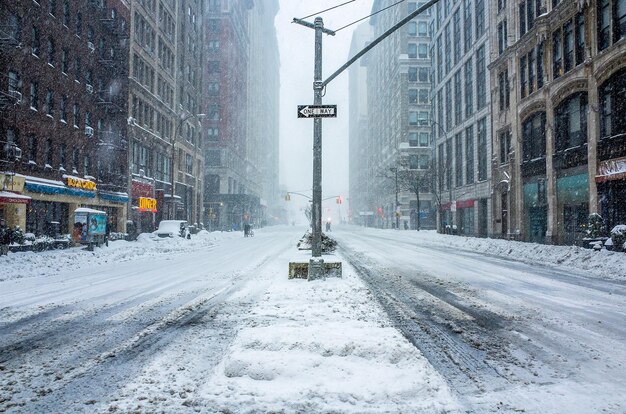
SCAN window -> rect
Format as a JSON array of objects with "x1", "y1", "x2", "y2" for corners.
[
  {"x1": 436, "y1": 37, "x2": 443, "y2": 82},
  {"x1": 575, "y1": 13, "x2": 585, "y2": 66},
  {"x1": 465, "y1": 125, "x2": 474, "y2": 184},
  {"x1": 61, "y1": 49, "x2": 68, "y2": 73},
  {"x1": 464, "y1": 58, "x2": 473, "y2": 117},
  {"x1": 206, "y1": 150, "x2": 221, "y2": 167},
  {"x1": 409, "y1": 132, "x2": 419, "y2": 147},
  {"x1": 45, "y1": 89, "x2": 54, "y2": 116},
  {"x1": 444, "y1": 24, "x2": 451, "y2": 73},
  {"x1": 453, "y1": 10, "x2": 461, "y2": 63},
  {"x1": 45, "y1": 138, "x2": 53, "y2": 166},
  {"x1": 73, "y1": 103, "x2": 80, "y2": 127},
  {"x1": 409, "y1": 89, "x2": 418, "y2": 104},
  {"x1": 84, "y1": 155, "x2": 90, "y2": 175},
  {"x1": 455, "y1": 133, "x2": 463, "y2": 187},
  {"x1": 477, "y1": 118, "x2": 487, "y2": 181},
  {"x1": 31, "y1": 26, "x2": 40, "y2": 56},
  {"x1": 63, "y1": 0, "x2": 70, "y2": 26},
  {"x1": 476, "y1": 45, "x2": 486, "y2": 110},
  {"x1": 522, "y1": 112, "x2": 546, "y2": 161},
  {"x1": 454, "y1": 71, "x2": 462, "y2": 125},
  {"x1": 75, "y1": 57, "x2": 81, "y2": 81},
  {"x1": 8, "y1": 71, "x2": 19, "y2": 94},
  {"x1": 419, "y1": 67, "x2": 429, "y2": 82},
  {"x1": 563, "y1": 20, "x2": 574, "y2": 72},
  {"x1": 85, "y1": 111, "x2": 91, "y2": 127},
  {"x1": 418, "y1": 154, "x2": 430, "y2": 170},
  {"x1": 409, "y1": 154, "x2": 419, "y2": 170},
  {"x1": 445, "y1": 80, "x2": 452, "y2": 130},
  {"x1": 208, "y1": 61, "x2": 220, "y2": 73},
  {"x1": 519, "y1": 0, "x2": 540, "y2": 36},
  {"x1": 498, "y1": 20, "x2": 507, "y2": 55},
  {"x1": 418, "y1": 112, "x2": 429, "y2": 125},
  {"x1": 555, "y1": 93, "x2": 588, "y2": 151},
  {"x1": 464, "y1": 0, "x2": 472, "y2": 53},
  {"x1": 60, "y1": 95, "x2": 67, "y2": 122},
  {"x1": 446, "y1": 139, "x2": 452, "y2": 189},
  {"x1": 528, "y1": 49, "x2": 536, "y2": 94},
  {"x1": 553, "y1": 28, "x2": 563, "y2": 78},
  {"x1": 408, "y1": 21, "x2": 417, "y2": 36},
  {"x1": 520, "y1": 55, "x2": 528, "y2": 98},
  {"x1": 418, "y1": 21, "x2": 428, "y2": 36},
  {"x1": 59, "y1": 145, "x2": 66, "y2": 168},
  {"x1": 75, "y1": 12, "x2": 82, "y2": 36},
  {"x1": 598, "y1": 0, "x2": 625, "y2": 50},
  {"x1": 48, "y1": 0, "x2": 57, "y2": 16},
  {"x1": 47, "y1": 37, "x2": 55, "y2": 65},
  {"x1": 537, "y1": 42, "x2": 545, "y2": 88},
  {"x1": 499, "y1": 70, "x2": 510, "y2": 112},
  {"x1": 186, "y1": 154, "x2": 193, "y2": 174},
  {"x1": 408, "y1": 67, "x2": 418, "y2": 82},
  {"x1": 418, "y1": 44, "x2": 428, "y2": 58},
  {"x1": 418, "y1": 89, "x2": 429, "y2": 103},
  {"x1": 438, "y1": 143, "x2": 445, "y2": 191},
  {"x1": 499, "y1": 130, "x2": 512, "y2": 163},
  {"x1": 409, "y1": 111, "x2": 418, "y2": 125},
  {"x1": 419, "y1": 132, "x2": 430, "y2": 146},
  {"x1": 475, "y1": 0, "x2": 485, "y2": 38},
  {"x1": 72, "y1": 147, "x2": 79, "y2": 169},
  {"x1": 28, "y1": 134, "x2": 38, "y2": 163},
  {"x1": 30, "y1": 81, "x2": 39, "y2": 110},
  {"x1": 600, "y1": 69, "x2": 626, "y2": 139},
  {"x1": 408, "y1": 43, "x2": 417, "y2": 58}
]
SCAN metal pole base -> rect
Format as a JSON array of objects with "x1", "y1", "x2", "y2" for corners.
[{"x1": 308, "y1": 258, "x2": 325, "y2": 281}]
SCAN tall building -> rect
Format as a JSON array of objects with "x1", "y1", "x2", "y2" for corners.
[
  {"x1": 0, "y1": 0, "x2": 130, "y2": 235},
  {"x1": 348, "y1": 23, "x2": 373, "y2": 226},
  {"x1": 489, "y1": 0, "x2": 625, "y2": 244},
  {"x1": 203, "y1": 0, "x2": 280, "y2": 231},
  {"x1": 128, "y1": 0, "x2": 204, "y2": 232},
  {"x1": 246, "y1": 0, "x2": 280, "y2": 226},
  {"x1": 431, "y1": 0, "x2": 492, "y2": 236},
  {"x1": 358, "y1": 0, "x2": 435, "y2": 230}
]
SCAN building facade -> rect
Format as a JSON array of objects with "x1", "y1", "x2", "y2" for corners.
[
  {"x1": 489, "y1": 0, "x2": 625, "y2": 244},
  {"x1": 359, "y1": 0, "x2": 435, "y2": 230},
  {"x1": 203, "y1": 0, "x2": 279, "y2": 232},
  {"x1": 430, "y1": 0, "x2": 493, "y2": 237},
  {"x1": 0, "y1": 0, "x2": 130, "y2": 236},
  {"x1": 128, "y1": 0, "x2": 204, "y2": 232}
]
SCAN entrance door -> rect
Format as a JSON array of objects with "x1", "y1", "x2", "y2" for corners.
[
  {"x1": 528, "y1": 206, "x2": 547, "y2": 244},
  {"x1": 501, "y1": 193, "x2": 508, "y2": 237}
]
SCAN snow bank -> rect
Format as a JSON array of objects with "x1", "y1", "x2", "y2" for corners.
[{"x1": 200, "y1": 253, "x2": 461, "y2": 413}]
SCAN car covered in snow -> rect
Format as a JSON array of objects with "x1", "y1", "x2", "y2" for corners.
[{"x1": 153, "y1": 220, "x2": 191, "y2": 239}]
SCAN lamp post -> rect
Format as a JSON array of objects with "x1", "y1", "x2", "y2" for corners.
[{"x1": 170, "y1": 113, "x2": 205, "y2": 220}]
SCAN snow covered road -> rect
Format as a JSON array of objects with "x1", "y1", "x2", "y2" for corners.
[{"x1": 334, "y1": 226, "x2": 626, "y2": 413}]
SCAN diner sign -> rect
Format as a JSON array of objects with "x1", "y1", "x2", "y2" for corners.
[
  {"x1": 138, "y1": 197, "x2": 157, "y2": 212},
  {"x1": 66, "y1": 177, "x2": 97, "y2": 191}
]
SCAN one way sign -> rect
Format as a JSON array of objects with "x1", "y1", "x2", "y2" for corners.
[{"x1": 297, "y1": 105, "x2": 338, "y2": 118}]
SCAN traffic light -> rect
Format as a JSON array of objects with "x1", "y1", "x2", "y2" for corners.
[{"x1": 336, "y1": 195, "x2": 342, "y2": 204}]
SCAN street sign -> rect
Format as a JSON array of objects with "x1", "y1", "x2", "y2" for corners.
[{"x1": 297, "y1": 105, "x2": 337, "y2": 118}]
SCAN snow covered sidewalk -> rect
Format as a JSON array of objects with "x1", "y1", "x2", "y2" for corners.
[{"x1": 198, "y1": 250, "x2": 460, "y2": 413}]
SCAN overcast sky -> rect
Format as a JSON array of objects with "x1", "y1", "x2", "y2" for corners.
[{"x1": 276, "y1": 0, "x2": 373, "y2": 217}]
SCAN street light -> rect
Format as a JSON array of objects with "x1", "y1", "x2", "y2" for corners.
[{"x1": 170, "y1": 112, "x2": 205, "y2": 220}]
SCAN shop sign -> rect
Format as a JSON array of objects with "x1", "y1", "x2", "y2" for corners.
[
  {"x1": 66, "y1": 177, "x2": 97, "y2": 191},
  {"x1": 138, "y1": 197, "x2": 157, "y2": 212},
  {"x1": 132, "y1": 180, "x2": 154, "y2": 198},
  {"x1": 1, "y1": 174, "x2": 25, "y2": 193}
]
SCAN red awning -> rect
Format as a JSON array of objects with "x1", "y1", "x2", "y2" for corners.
[{"x1": 0, "y1": 191, "x2": 31, "y2": 204}]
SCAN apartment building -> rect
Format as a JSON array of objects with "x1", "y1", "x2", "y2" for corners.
[
  {"x1": 0, "y1": 0, "x2": 130, "y2": 235},
  {"x1": 360, "y1": 0, "x2": 435, "y2": 230},
  {"x1": 431, "y1": 0, "x2": 493, "y2": 237},
  {"x1": 128, "y1": 0, "x2": 204, "y2": 232},
  {"x1": 489, "y1": 0, "x2": 625, "y2": 244}
]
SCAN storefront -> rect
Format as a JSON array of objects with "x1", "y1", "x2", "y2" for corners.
[
  {"x1": 14, "y1": 174, "x2": 128, "y2": 236},
  {"x1": 597, "y1": 157, "x2": 626, "y2": 232},
  {"x1": 523, "y1": 177, "x2": 548, "y2": 244},
  {"x1": 0, "y1": 173, "x2": 31, "y2": 229},
  {"x1": 556, "y1": 172, "x2": 589, "y2": 245},
  {"x1": 456, "y1": 199, "x2": 475, "y2": 236},
  {"x1": 130, "y1": 179, "x2": 157, "y2": 233}
]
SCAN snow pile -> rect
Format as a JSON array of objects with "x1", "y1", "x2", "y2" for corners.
[
  {"x1": 200, "y1": 257, "x2": 460, "y2": 413},
  {"x1": 0, "y1": 230, "x2": 240, "y2": 282},
  {"x1": 362, "y1": 228, "x2": 626, "y2": 280}
]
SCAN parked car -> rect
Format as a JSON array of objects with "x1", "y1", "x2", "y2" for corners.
[{"x1": 153, "y1": 220, "x2": 190, "y2": 239}]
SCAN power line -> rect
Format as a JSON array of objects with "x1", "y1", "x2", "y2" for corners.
[
  {"x1": 335, "y1": 0, "x2": 406, "y2": 32},
  {"x1": 298, "y1": 0, "x2": 357, "y2": 21}
]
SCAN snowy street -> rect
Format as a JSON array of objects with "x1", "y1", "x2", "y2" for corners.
[{"x1": 1, "y1": 226, "x2": 626, "y2": 413}]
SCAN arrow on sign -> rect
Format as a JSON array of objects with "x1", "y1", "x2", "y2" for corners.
[{"x1": 297, "y1": 105, "x2": 338, "y2": 118}]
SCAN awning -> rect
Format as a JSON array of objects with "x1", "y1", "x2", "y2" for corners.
[
  {"x1": 99, "y1": 191, "x2": 130, "y2": 203},
  {"x1": 0, "y1": 191, "x2": 31, "y2": 204}
]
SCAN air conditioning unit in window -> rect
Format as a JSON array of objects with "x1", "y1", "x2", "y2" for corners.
[
  {"x1": 87, "y1": 41, "x2": 95, "y2": 53},
  {"x1": 3, "y1": 143, "x2": 22, "y2": 160},
  {"x1": 86, "y1": 84, "x2": 93, "y2": 94},
  {"x1": 85, "y1": 126, "x2": 94, "y2": 137}
]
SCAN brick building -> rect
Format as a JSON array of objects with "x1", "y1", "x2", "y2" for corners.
[{"x1": 0, "y1": 0, "x2": 130, "y2": 236}]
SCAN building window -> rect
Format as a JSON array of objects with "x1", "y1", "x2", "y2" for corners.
[
  {"x1": 476, "y1": 45, "x2": 486, "y2": 110},
  {"x1": 445, "y1": 80, "x2": 452, "y2": 130},
  {"x1": 522, "y1": 112, "x2": 546, "y2": 161},
  {"x1": 498, "y1": 70, "x2": 510, "y2": 111},
  {"x1": 446, "y1": 139, "x2": 453, "y2": 189},
  {"x1": 553, "y1": 28, "x2": 563, "y2": 78},
  {"x1": 600, "y1": 68, "x2": 626, "y2": 139},
  {"x1": 63, "y1": 0, "x2": 70, "y2": 26},
  {"x1": 186, "y1": 153, "x2": 193, "y2": 174},
  {"x1": 408, "y1": 67, "x2": 418, "y2": 82},
  {"x1": 75, "y1": 12, "x2": 82, "y2": 36},
  {"x1": 408, "y1": 43, "x2": 417, "y2": 58},
  {"x1": 418, "y1": 43, "x2": 428, "y2": 58},
  {"x1": 60, "y1": 95, "x2": 67, "y2": 122},
  {"x1": 31, "y1": 26, "x2": 40, "y2": 56},
  {"x1": 499, "y1": 130, "x2": 511, "y2": 163},
  {"x1": 45, "y1": 89, "x2": 54, "y2": 116},
  {"x1": 475, "y1": 0, "x2": 485, "y2": 38},
  {"x1": 418, "y1": 67, "x2": 429, "y2": 82},
  {"x1": 477, "y1": 117, "x2": 487, "y2": 181},
  {"x1": 598, "y1": 0, "x2": 626, "y2": 51},
  {"x1": 409, "y1": 89, "x2": 418, "y2": 104},
  {"x1": 519, "y1": 0, "x2": 540, "y2": 36},
  {"x1": 30, "y1": 81, "x2": 39, "y2": 110},
  {"x1": 436, "y1": 37, "x2": 443, "y2": 82},
  {"x1": 409, "y1": 154, "x2": 419, "y2": 170},
  {"x1": 206, "y1": 150, "x2": 221, "y2": 167},
  {"x1": 520, "y1": 55, "x2": 528, "y2": 98},
  {"x1": 555, "y1": 92, "x2": 588, "y2": 152},
  {"x1": 464, "y1": 0, "x2": 472, "y2": 53},
  {"x1": 537, "y1": 42, "x2": 545, "y2": 88},
  {"x1": 47, "y1": 37, "x2": 55, "y2": 65},
  {"x1": 48, "y1": 0, "x2": 57, "y2": 16},
  {"x1": 419, "y1": 132, "x2": 429, "y2": 146},
  {"x1": 418, "y1": 21, "x2": 428, "y2": 36},
  {"x1": 464, "y1": 58, "x2": 473, "y2": 117},
  {"x1": 409, "y1": 132, "x2": 418, "y2": 147},
  {"x1": 45, "y1": 138, "x2": 53, "y2": 166},
  {"x1": 453, "y1": 10, "x2": 461, "y2": 63},
  {"x1": 59, "y1": 145, "x2": 66, "y2": 168},
  {"x1": 455, "y1": 133, "x2": 463, "y2": 187},
  {"x1": 454, "y1": 71, "x2": 462, "y2": 125},
  {"x1": 418, "y1": 111, "x2": 429, "y2": 125},
  {"x1": 438, "y1": 143, "x2": 445, "y2": 191},
  {"x1": 498, "y1": 20, "x2": 507, "y2": 54},
  {"x1": 465, "y1": 125, "x2": 474, "y2": 184},
  {"x1": 73, "y1": 103, "x2": 80, "y2": 127},
  {"x1": 409, "y1": 111, "x2": 418, "y2": 125},
  {"x1": 444, "y1": 24, "x2": 451, "y2": 73},
  {"x1": 84, "y1": 155, "x2": 90, "y2": 175},
  {"x1": 28, "y1": 134, "x2": 38, "y2": 163},
  {"x1": 408, "y1": 21, "x2": 417, "y2": 36}
]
